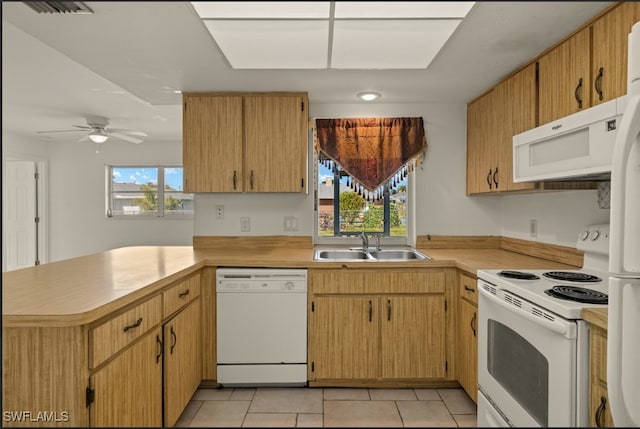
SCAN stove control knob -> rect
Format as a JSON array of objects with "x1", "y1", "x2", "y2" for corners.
[
  {"x1": 284, "y1": 281, "x2": 294, "y2": 290},
  {"x1": 579, "y1": 230, "x2": 589, "y2": 241},
  {"x1": 589, "y1": 230, "x2": 600, "y2": 241}
]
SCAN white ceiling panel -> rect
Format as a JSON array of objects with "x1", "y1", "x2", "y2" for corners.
[
  {"x1": 204, "y1": 20, "x2": 329, "y2": 69},
  {"x1": 331, "y1": 19, "x2": 462, "y2": 69},
  {"x1": 334, "y1": 1, "x2": 475, "y2": 19},
  {"x1": 192, "y1": 2, "x2": 330, "y2": 19}
]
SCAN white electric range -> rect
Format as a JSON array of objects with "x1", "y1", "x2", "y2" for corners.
[{"x1": 477, "y1": 224, "x2": 610, "y2": 427}]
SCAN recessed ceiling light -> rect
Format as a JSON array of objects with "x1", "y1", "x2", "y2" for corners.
[
  {"x1": 173, "y1": 90, "x2": 182, "y2": 94},
  {"x1": 358, "y1": 92, "x2": 381, "y2": 101}
]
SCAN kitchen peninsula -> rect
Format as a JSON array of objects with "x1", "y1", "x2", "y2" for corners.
[{"x1": 2, "y1": 237, "x2": 579, "y2": 427}]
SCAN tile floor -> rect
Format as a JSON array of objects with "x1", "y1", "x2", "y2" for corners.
[{"x1": 174, "y1": 387, "x2": 477, "y2": 427}]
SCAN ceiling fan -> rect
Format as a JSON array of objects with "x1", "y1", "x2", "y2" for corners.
[{"x1": 37, "y1": 116, "x2": 147, "y2": 144}]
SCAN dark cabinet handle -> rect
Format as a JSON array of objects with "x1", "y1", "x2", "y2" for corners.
[
  {"x1": 233, "y1": 170, "x2": 237, "y2": 190},
  {"x1": 595, "y1": 67, "x2": 604, "y2": 101},
  {"x1": 595, "y1": 396, "x2": 607, "y2": 427},
  {"x1": 250, "y1": 170, "x2": 254, "y2": 190},
  {"x1": 170, "y1": 326, "x2": 177, "y2": 354},
  {"x1": 493, "y1": 167, "x2": 499, "y2": 189},
  {"x1": 123, "y1": 317, "x2": 143, "y2": 332},
  {"x1": 178, "y1": 289, "x2": 190, "y2": 298},
  {"x1": 575, "y1": 78, "x2": 583, "y2": 108},
  {"x1": 487, "y1": 169, "x2": 493, "y2": 190},
  {"x1": 471, "y1": 312, "x2": 477, "y2": 337},
  {"x1": 369, "y1": 300, "x2": 373, "y2": 322},
  {"x1": 155, "y1": 334, "x2": 163, "y2": 363},
  {"x1": 464, "y1": 285, "x2": 476, "y2": 293},
  {"x1": 387, "y1": 299, "x2": 392, "y2": 321}
]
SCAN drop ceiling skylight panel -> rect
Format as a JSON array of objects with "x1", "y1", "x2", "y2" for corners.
[
  {"x1": 204, "y1": 20, "x2": 329, "y2": 69},
  {"x1": 191, "y1": 2, "x2": 330, "y2": 18},
  {"x1": 333, "y1": 1, "x2": 475, "y2": 18},
  {"x1": 331, "y1": 19, "x2": 462, "y2": 69}
]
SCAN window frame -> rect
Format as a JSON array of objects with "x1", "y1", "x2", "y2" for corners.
[
  {"x1": 106, "y1": 165, "x2": 193, "y2": 219},
  {"x1": 313, "y1": 152, "x2": 413, "y2": 246}
]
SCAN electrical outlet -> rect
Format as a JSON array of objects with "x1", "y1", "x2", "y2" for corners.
[
  {"x1": 530, "y1": 219, "x2": 537, "y2": 238},
  {"x1": 216, "y1": 205, "x2": 224, "y2": 220},
  {"x1": 284, "y1": 216, "x2": 298, "y2": 231},
  {"x1": 240, "y1": 217, "x2": 250, "y2": 232}
]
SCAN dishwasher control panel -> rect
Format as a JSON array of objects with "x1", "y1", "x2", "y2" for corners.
[{"x1": 216, "y1": 268, "x2": 307, "y2": 292}]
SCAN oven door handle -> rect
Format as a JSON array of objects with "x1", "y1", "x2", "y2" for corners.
[{"x1": 479, "y1": 285, "x2": 574, "y2": 338}]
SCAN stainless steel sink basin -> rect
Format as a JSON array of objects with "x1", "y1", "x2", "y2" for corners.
[
  {"x1": 314, "y1": 250, "x2": 373, "y2": 261},
  {"x1": 368, "y1": 249, "x2": 429, "y2": 260},
  {"x1": 314, "y1": 248, "x2": 429, "y2": 261}
]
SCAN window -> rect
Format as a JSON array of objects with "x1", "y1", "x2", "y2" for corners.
[
  {"x1": 107, "y1": 166, "x2": 193, "y2": 218},
  {"x1": 316, "y1": 154, "x2": 409, "y2": 240}
]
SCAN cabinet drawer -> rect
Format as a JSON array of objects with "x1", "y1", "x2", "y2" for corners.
[
  {"x1": 459, "y1": 272, "x2": 478, "y2": 304},
  {"x1": 163, "y1": 273, "x2": 201, "y2": 318},
  {"x1": 90, "y1": 295, "x2": 162, "y2": 369}
]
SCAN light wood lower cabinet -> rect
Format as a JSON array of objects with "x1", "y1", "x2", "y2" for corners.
[
  {"x1": 163, "y1": 298, "x2": 201, "y2": 427},
  {"x1": 308, "y1": 268, "x2": 450, "y2": 385},
  {"x1": 90, "y1": 327, "x2": 163, "y2": 427},
  {"x1": 589, "y1": 324, "x2": 614, "y2": 427},
  {"x1": 457, "y1": 272, "x2": 478, "y2": 403}
]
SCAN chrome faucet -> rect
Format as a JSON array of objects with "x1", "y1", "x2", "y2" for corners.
[{"x1": 360, "y1": 232, "x2": 369, "y2": 250}]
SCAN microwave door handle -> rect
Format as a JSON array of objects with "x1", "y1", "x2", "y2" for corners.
[{"x1": 478, "y1": 285, "x2": 572, "y2": 338}]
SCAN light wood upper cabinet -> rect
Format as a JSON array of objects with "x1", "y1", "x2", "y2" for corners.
[
  {"x1": 538, "y1": 26, "x2": 591, "y2": 125},
  {"x1": 183, "y1": 92, "x2": 308, "y2": 193},
  {"x1": 90, "y1": 327, "x2": 163, "y2": 427},
  {"x1": 466, "y1": 64, "x2": 537, "y2": 195},
  {"x1": 591, "y1": 2, "x2": 640, "y2": 106},
  {"x1": 183, "y1": 95, "x2": 243, "y2": 193},
  {"x1": 163, "y1": 299, "x2": 201, "y2": 427},
  {"x1": 244, "y1": 95, "x2": 308, "y2": 192}
]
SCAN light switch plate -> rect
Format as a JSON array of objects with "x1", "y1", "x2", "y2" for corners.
[{"x1": 240, "y1": 217, "x2": 250, "y2": 232}]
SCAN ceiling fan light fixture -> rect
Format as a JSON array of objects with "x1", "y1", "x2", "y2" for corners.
[
  {"x1": 89, "y1": 130, "x2": 109, "y2": 143},
  {"x1": 357, "y1": 91, "x2": 381, "y2": 101}
]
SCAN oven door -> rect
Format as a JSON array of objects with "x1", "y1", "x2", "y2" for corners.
[{"x1": 478, "y1": 280, "x2": 578, "y2": 427}]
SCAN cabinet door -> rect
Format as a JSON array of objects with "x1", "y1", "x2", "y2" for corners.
[
  {"x1": 163, "y1": 299, "x2": 202, "y2": 427},
  {"x1": 309, "y1": 295, "x2": 379, "y2": 380},
  {"x1": 591, "y1": 2, "x2": 640, "y2": 105},
  {"x1": 538, "y1": 27, "x2": 591, "y2": 125},
  {"x1": 381, "y1": 295, "x2": 446, "y2": 379},
  {"x1": 244, "y1": 95, "x2": 308, "y2": 192},
  {"x1": 466, "y1": 89, "x2": 496, "y2": 195},
  {"x1": 503, "y1": 63, "x2": 538, "y2": 192},
  {"x1": 458, "y1": 299, "x2": 478, "y2": 403},
  {"x1": 182, "y1": 95, "x2": 243, "y2": 192},
  {"x1": 90, "y1": 327, "x2": 163, "y2": 427}
]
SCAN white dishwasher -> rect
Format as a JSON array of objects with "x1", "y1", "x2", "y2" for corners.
[{"x1": 216, "y1": 268, "x2": 308, "y2": 386}]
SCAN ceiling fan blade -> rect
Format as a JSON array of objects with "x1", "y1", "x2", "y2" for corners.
[
  {"x1": 108, "y1": 128, "x2": 148, "y2": 137},
  {"x1": 73, "y1": 125, "x2": 93, "y2": 130},
  {"x1": 110, "y1": 132, "x2": 143, "y2": 144},
  {"x1": 37, "y1": 129, "x2": 86, "y2": 133},
  {"x1": 78, "y1": 135, "x2": 90, "y2": 142}
]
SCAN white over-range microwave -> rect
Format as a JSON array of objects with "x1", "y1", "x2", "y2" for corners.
[{"x1": 513, "y1": 96, "x2": 627, "y2": 182}]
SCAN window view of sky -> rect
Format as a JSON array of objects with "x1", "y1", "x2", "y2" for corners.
[{"x1": 112, "y1": 167, "x2": 184, "y2": 191}]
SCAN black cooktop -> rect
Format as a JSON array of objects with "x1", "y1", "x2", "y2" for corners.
[
  {"x1": 543, "y1": 271, "x2": 602, "y2": 283},
  {"x1": 498, "y1": 270, "x2": 540, "y2": 280},
  {"x1": 545, "y1": 285, "x2": 608, "y2": 304}
]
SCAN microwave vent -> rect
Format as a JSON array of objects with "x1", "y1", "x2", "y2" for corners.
[{"x1": 23, "y1": 1, "x2": 94, "y2": 14}]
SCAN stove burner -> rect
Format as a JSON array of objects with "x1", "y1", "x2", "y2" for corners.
[
  {"x1": 543, "y1": 271, "x2": 601, "y2": 282},
  {"x1": 498, "y1": 270, "x2": 540, "y2": 280},
  {"x1": 545, "y1": 286, "x2": 608, "y2": 304}
]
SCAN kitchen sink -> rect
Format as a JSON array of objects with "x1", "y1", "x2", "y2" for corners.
[
  {"x1": 367, "y1": 249, "x2": 429, "y2": 260},
  {"x1": 314, "y1": 248, "x2": 430, "y2": 262}
]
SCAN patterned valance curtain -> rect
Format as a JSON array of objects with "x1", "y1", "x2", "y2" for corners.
[{"x1": 314, "y1": 117, "x2": 427, "y2": 193}]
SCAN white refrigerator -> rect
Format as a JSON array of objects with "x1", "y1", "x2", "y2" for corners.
[{"x1": 608, "y1": 21, "x2": 640, "y2": 427}]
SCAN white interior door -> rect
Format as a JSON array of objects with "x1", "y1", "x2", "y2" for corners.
[{"x1": 3, "y1": 160, "x2": 37, "y2": 271}]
